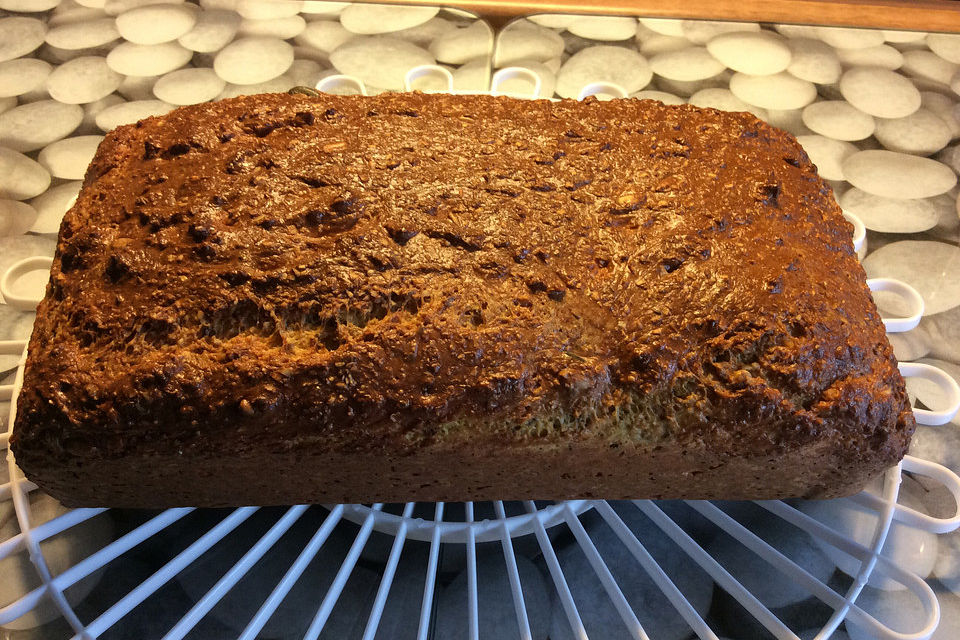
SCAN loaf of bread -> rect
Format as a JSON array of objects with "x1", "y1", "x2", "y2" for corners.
[{"x1": 10, "y1": 92, "x2": 914, "y2": 508}]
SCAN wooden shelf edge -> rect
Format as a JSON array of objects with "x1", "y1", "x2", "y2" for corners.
[{"x1": 350, "y1": 0, "x2": 960, "y2": 32}]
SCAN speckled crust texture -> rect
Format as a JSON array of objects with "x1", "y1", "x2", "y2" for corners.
[{"x1": 11, "y1": 92, "x2": 913, "y2": 508}]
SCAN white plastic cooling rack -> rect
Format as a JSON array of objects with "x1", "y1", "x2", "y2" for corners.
[{"x1": 3, "y1": 70, "x2": 960, "y2": 640}]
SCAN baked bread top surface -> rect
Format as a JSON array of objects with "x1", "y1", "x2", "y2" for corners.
[{"x1": 12, "y1": 92, "x2": 912, "y2": 467}]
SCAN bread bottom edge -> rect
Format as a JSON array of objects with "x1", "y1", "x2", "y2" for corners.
[{"x1": 17, "y1": 438, "x2": 895, "y2": 508}]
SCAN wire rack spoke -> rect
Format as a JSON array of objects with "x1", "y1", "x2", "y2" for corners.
[
  {"x1": 494, "y1": 500, "x2": 533, "y2": 640},
  {"x1": 687, "y1": 501, "x2": 846, "y2": 607},
  {"x1": 78, "y1": 507, "x2": 258, "y2": 639},
  {"x1": 0, "y1": 504, "x2": 104, "y2": 568},
  {"x1": 238, "y1": 504, "x2": 344, "y2": 640},
  {"x1": 631, "y1": 499, "x2": 794, "y2": 639},
  {"x1": 605, "y1": 501, "x2": 719, "y2": 640},
  {"x1": 0, "y1": 479, "x2": 955, "y2": 640},
  {"x1": 9, "y1": 453, "x2": 86, "y2": 635},
  {"x1": 0, "y1": 477, "x2": 37, "y2": 503},
  {"x1": 0, "y1": 529, "x2": 25, "y2": 570},
  {"x1": 465, "y1": 502, "x2": 479, "y2": 640},
  {"x1": 759, "y1": 467, "x2": 913, "y2": 638},
  {"x1": 303, "y1": 503, "x2": 384, "y2": 640},
  {"x1": 416, "y1": 502, "x2": 444, "y2": 640},
  {"x1": 562, "y1": 502, "x2": 648, "y2": 640},
  {"x1": 0, "y1": 339, "x2": 27, "y2": 355},
  {"x1": 361, "y1": 502, "x2": 415, "y2": 640},
  {"x1": 28, "y1": 508, "x2": 107, "y2": 548},
  {"x1": 0, "y1": 508, "x2": 192, "y2": 627},
  {"x1": 162, "y1": 504, "x2": 310, "y2": 640},
  {"x1": 524, "y1": 500, "x2": 589, "y2": 640}
]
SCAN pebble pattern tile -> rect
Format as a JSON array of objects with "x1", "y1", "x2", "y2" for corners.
[
  {"x1": 649, "y1": 46, "x2": 725, "y2": 81},
  {"x1": 106, "y1": 40, "x2": 193, "y2": 75},
  {"x1": 844, "y1": 150, "x2": 957, "y2": 199},
  {"x1": 796, "y1": 134, "x2": 858, "y2": 181},
  {"x1": 115, "y1": 3, "x2": 198, "y2": 44},
  {"x1": 1, "y1": 6, "x2": 960, "y2": 640},
  {"x1": 29, "y1": 180, "x2": 80, "y2": 233},
  {"x1": 706, "y1": 30, "x2": 791, "y2": 75},
  {"x1": 329, "y1": 35, "x2": 433, "y2": 90},
  {"x1": 0, "y1": 17, "x2": 47, "y2": 62},
  {"x1": 0, "y1": 198, "x2": 38, "y2": 237},
  {"x1": 729, "y1": 70, "x2": 817, "y2": 109},
  {"x1": 565, "y1": 15, "x2": 635, "y2": 41},
  {"x1": 45, "y1": 55, "x2": 121, "y2": 103},
  {"x1": 44, "y1": 17, "x2": 120, "y2": 49},
  {"x1": 213, "y1": 35, "x2": 293, "y2": 84},
  {"x1": 0, "y1": 96, "x2": 17, "y2": 114},
  {"x1": 36, "y1": 134, "x2": 103, "y2": 179},
  {"x1": 0, "y1": 100, "x2": 82, "y2": 151},
  {"x1": 0, "y1": 59, "x2": 52, "y2": 98},
  {"x1": 835, "y1": 43, "x2": 903, "y2": 69},
  {"x1": 152, "y1": 66, "x2": 224, "y2": 103},
  {"x1": 237, "y1": 14, "x2": 304, "y2": 39},
  {"x1": 177, "y1": 8, "x2": 239, "y2": 51},
  {"x1": 493, "y1": 21, "x2": 562, "y2": 66},
  {"x1": 874, "y1": 107, "x2": 952, "y2": 155},
  {"x1": 339, "y1": 2, "x2": 437, "y2": 35},
  {"x1": 801, "y1": 100, "x2": 875, "y2": 141},
  {"x1": 786, "y1": 37, "x2": 841, "y2": 84},
  {"x1": 840, "y1": 66, "x2": 922, "y2": 118}
]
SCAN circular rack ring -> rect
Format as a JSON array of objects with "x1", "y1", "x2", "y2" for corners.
[
  {"x1": 843, "y1": 210, "x2": 867, "y2": 255},
  {"x1": 0, "y1": 256, "x2": 53, "y2": 312},
  {"x1": 336, "y1": 500, "x2": 592, "y2": 543},
  {"x1": 868, "y1": 277, "x2": 925, "y2": 333},
  {"x1": 577, "y1": 80, "x2": 628, "y2": 101},
  {"x1": 404, "y1": 64, "x2": 455, "y2": 93},
  {"x1": 314, "y1": 74, "x2": 367, "y2": 96},
  {"x1": 848, "y1": 455, "x2": 960, "y2": 534},
  {"x1": 899, "y1": 361, "x2": 960, "y2": 425},
  {"x1": 491, "y1": 66, "x2": 543, "y2": 98}
]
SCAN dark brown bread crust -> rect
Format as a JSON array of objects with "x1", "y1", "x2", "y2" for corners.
[{"x1": 10, "y1": 92, "x2": 914, "y2": 507}]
